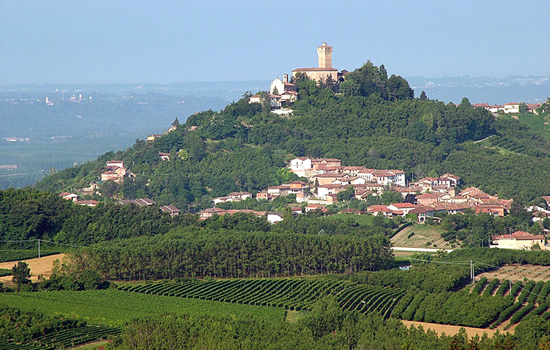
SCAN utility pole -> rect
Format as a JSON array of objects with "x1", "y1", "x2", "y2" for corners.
[
  {"x1": 37, "y1": 239, "x2": 41, "y2": 259},
  {"x1": 470, "y1": 260, "x2": 474, "y2": 284}
]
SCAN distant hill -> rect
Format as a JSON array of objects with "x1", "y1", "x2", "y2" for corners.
[
  {"x1": 406, "y1": 75, "x2": 549, "y2": 105},
  {"x1": 0, "y1": 92, "x2": 229, "y2": 189},
  {"x1": 36, "y1": 64, "x2": 550, "y2": 208}
]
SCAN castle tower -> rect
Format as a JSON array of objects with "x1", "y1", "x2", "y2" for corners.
[{"x1": 317, "y1": 42, "x2": 333, "y2": 69}]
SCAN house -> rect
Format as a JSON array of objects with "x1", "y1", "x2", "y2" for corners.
[
  {"x1": 119, "y1": 198, "x2": 156, "y2": 207},
  {"x1": 492, "y1": 231, "x2": 546, "y2": 250},
  {"x1": 416, "y1": 193, "x2": 442, "y2": 206},
  {"x1": 367, "y1": 205, "x2": 393, "y2": 218},
  {"x1": 311, "y1": 158, "x2": 342, "y2": 170},
  {"x1": 438, "y1": 174, "x2": 461, "y2": 187},
  {"x1": 371, "y1": 170, "x2": 406, "y2": 187},
  {"x1": 267, "y1": 213, "x2": 284, "y2": 224},
  {"x1": 227, "y1": 192, "x2": 253, "y2": 202},
  {"x1": 305, "y1": 204, "x2": 325, "y2": 213},
  {"x1": 106, "y1": 160, "x2": 125, "y2": 169},
  {"x1": 409, "y1": 206, "x2": 436, "y2": 223},
  {"x1": 74, "y1": 200, "x2": 98, "y2": 207},
  {"x1": 312, "y1": 173, "x2": 347, "y2": 186},
  {"x1": 317, "y1": 184, "x2": 345, "y2": 200},
  {"x1": 159, "y1": 152, "x2": 170, "y2": 161},
  {"x1": 289, "y1": 157, "x2": 313, "y2": 177},
  {"x1": 100, "y1": 170, "x2": 120, "y2": 182},
  {"x1": 199, "y1": 208, "x2": 227, "y2": 220},
  {"x1": 59, "y1": 192, "x2": 78, "y2": 201},
  {"x1": 160, "y1": 205, "x2": 180, "y2": 216},
  {"x1": 146, "y1": 134, "x2": 162, "y2": 142},
  {"x1": 248, "y1": 94, "x2": 263, "y2": 104},
  {"x1": 256, "y1": 192, "x2": 272, "y2": 201},
  {"x1": 473, "y1": 204, "x2": 508, "y2": 217},
  {"x1": 387, "y1": 203, "x2": 417, "y2": 216},
  {"x1": 503, "y1": 103, "x2": 520, "y2": 114}
]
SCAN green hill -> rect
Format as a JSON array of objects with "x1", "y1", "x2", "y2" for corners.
[{"x1": 36, "y1": 62, "x2": 550, "y2": 209}]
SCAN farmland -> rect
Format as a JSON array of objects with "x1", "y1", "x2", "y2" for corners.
[
  {"x1": 119, "y1": 277, "x2": 405, "y2": 317},
  {"x1": 391, "y1": 224, "x2": 449, "y2": 249},
  {"x1": 0, "y1": 289, "x2": 285, "y2": 327},
  {"x1": 477, "y1": 264, "x2": 550, "y2": 283}
]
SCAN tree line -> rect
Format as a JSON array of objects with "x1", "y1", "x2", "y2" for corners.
[{"x1": 68, "y1": 228, "x2": 394, "y2": 280}]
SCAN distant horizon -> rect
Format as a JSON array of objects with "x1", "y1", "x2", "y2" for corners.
[{"x1": 0, "y1": 74, "x2": 548, "y2": 88}]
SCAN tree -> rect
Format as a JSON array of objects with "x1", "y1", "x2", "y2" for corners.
[
  {"x1": 519, "y1": 102, "x2": 528, "y2": 113},
  {"x1": 419, "y1": 91, "x2": 428, "y2": 101},
  {"x1": 12, "y1": 261, "x2": 31, "y2": 291}
]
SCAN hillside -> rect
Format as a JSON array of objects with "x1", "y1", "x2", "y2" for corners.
[{"x1": 36, "y1": 62, "x2": 550, "y2": 210}]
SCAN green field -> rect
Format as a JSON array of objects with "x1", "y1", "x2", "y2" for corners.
[
  {"x1": 118, "y1": 278, "x2": 405, "y2": 318},
  {"x1": 0, "y1": 289, "x2": 285, "y2": 327},
  {"x1": 391, "y1": 223, "x2": 449, "y2": 248},
  {"x1": 515, "y1": 113, "x2": 550, "y2": 140}
]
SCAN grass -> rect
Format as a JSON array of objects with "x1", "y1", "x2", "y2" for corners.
[
  {"x1": 320, "y1": 213, "x2": 378, "y2": 225},
  {"x1": 285, "y1": 310, "x2": 308, "y2": 323},
  {"x1": 391, "y1": 223, "x2": 448, "y2": 248},
  {"x1": 515, "y1": 113, "x2": 550, "y2": 140},
  {"x1": 0, "y1": 289, "x2": 286, "y2": 327}
]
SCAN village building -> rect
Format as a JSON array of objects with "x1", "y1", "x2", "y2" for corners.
[
  {"x1": 160, "y1": 205, "x2": 180, "y2": 216},
  {"x1": 159, "y1": 152, "x2": 170, "y2": 161},
  {"x1": 59, "y1": 192, "x2": 78, "y2": 201},
  {"x1": 491, "y1": 231, "x2": 546, "y2": 250}
]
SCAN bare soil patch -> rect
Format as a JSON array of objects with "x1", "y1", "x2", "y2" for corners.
[
  {"x1": 402, "y1": 320, "x2": 510, "y2": 338},
  {"x1": 477, "y1": 264, "x2": 550, "y2": 283},
  {"x1": 0, "y1": 254, "x2": 65, "y2": 284}
]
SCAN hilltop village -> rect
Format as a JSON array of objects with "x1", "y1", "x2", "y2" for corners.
[{"x1": 54, "y1": 43, "x2": 550, "y2": 251}]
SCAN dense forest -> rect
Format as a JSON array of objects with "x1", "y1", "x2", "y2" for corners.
[{"x1": 36, "y1": 62, "x2": 550, "y2": 209}]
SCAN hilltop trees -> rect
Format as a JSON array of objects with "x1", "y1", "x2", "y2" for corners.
[{"x1": 340, "y1": 61, "x2": 413, "y2": 100}]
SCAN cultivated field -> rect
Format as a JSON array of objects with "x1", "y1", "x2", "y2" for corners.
[
  {"x1": 391, "y1": 224, "x2": 450, "y2": 249},
  {"x1": 477, "y1": 264, "x2": 550, "y2": 283},
  {"x1": 0, "y1": 289, "x2": 285, "y2": 327},
  {"x1": 0, "y1": 253, "x2": 65, "y2": 284},
  {"x1": 402, "y1": 320, "x2": 503, "y2": 338}
]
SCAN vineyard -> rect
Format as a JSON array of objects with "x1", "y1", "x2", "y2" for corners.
[
  {"x1": 392, "y1": 277, "x2": 550, "y2": 329},
  {"x1": 118, "y1": 278, "x2": 406, "y2": 318},
  {"x1": 0, "y1": 325, "x2": 120, "y2": 350}
]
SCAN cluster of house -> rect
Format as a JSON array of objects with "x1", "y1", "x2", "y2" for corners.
[
  {"x1": 59, "y1": 192, "x2": 99, "y2": 207},
  {"x1": 200, "y1": 156, "x2": 519, "y2": 225},
  {"x1": 473, "y1": 102, "x2": 542, "y2": 115},
  {"x1": 366, "y1": 186, "x2": 512, "y2": 223},
  {"x1": 100, "y1": 160, "x2": 132, "y2": 183},
  {"x1": 59, "y1": 192, "x2": 180, "y2": 216}
]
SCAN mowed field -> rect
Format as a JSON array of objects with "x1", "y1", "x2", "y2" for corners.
[
  {"x1": 477, "y1": 264, "x2": 550, "y2": 283},
  {"x1": 0, "y1": 253, "x2": 65, "y2": 284},
  {"x1": 391, "y1": 224, "x2": 450, "y2": 249},
  {"x1": 0, "y1": 290, "x2": 286, "y2": 327}
]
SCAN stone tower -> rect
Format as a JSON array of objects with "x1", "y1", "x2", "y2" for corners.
[{"x1": 317, "y1": 42, "x2": 333, "y2": 69}]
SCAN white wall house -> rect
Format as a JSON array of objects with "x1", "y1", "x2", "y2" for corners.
[{"x1": 289, "y1": 157, "x2": 312, "y2": 177}]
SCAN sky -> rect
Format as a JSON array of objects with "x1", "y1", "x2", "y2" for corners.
[{"x1": 1, "y1": 1, "x2": 549, "y2": 85}]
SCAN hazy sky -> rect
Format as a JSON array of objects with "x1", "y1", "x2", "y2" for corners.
[{"x1": 1, "y1": 1, "x2": 548, "y2": 85}]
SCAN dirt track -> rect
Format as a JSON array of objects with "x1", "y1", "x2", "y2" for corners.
[{"x1": 0, "y1": 254, "x2": 65, "y2": 284}]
